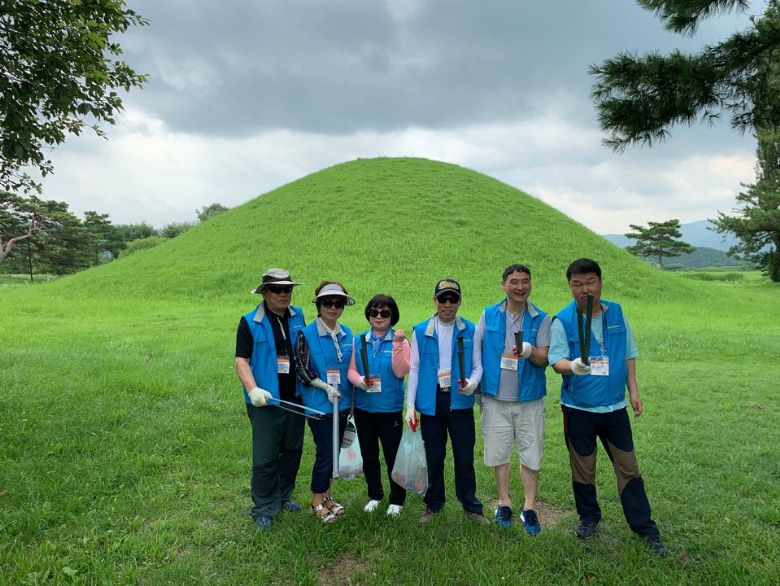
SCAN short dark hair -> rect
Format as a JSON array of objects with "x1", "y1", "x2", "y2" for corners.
[
  {"x1": 566, "y1": 258, "x2": 602, "y2": 281},
  {"x1": 364, "y1": 294, "x2": 400, "y2": 327},
  {"x1": 502, "y1": 263, "x2": 532, "y2": 281}
]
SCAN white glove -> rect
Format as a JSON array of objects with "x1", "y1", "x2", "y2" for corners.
[
  {"x1": 571, "y1": 357, "x2": 592, "y2": 376},
  {"x1": 460, "y1": 379, "x2": 477, "y2": 395},
  {"x1": 311, "y1": 378, "x2": 341, "y2": 403},
  {"x1": 514, "y1": 342, "x2": 533, "y2": 360},
  {"x1": 355, "y1": 377, "x2": 370, "y2": 391},
  {"x1": 405, "y1": 405, "x2": 419, "y2": 430},
  {"x1": 248, "y1": 387, "x2": 272, "y2": 407}
]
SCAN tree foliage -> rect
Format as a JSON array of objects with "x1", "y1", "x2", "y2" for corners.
[
  {"x1": 160, "y1": 222, "x2": 195, "y2": 239},
  {"x1": 196, "y1": 203, "x2": 230, "y2": 223},
  {"x1": 0, "y1": 0, "x2": 147, "y2": 193},
  {"x1": 114, "y1": 222, "x2": 157, "y2": 243},
  {"x1": 590, "y1": 0, "x2": 780, "y2": 150},
  {"x1": 0, "y1": 192, "x2": 93, "y2": 273},
  {"x1": 713, "y1": 126, "x2": 780, "y2": 280},
  {"x1": 625, "y1": 218, "x2": 695, "y2": 269},
  {"x1": 83, "y1": 210, "x2": 124, "y2": 263}
]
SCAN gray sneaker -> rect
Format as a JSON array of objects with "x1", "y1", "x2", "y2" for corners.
[
  {"x1": 419, "y1": 507, "x2": 438, "y2": 524},
  {"x1": 465, "y1": 511, "x2": 491, "y2": 525}
]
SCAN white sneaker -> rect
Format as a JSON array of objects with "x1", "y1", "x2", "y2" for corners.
[
  {"x1": 363, "y1": 499, "x2": 380, "y2": 513},
  {"x1": 387, "y1": 504, "x2": 403, "y2": 517}
]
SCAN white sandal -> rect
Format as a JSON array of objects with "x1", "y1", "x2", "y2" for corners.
[
  {"x1": 311, "y1": 502, "x2": 337, "y2": 524},
  {"x1": 324, "y1": 495, "x2": 345, "y2": 516}
]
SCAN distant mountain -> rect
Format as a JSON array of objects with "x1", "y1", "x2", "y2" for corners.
[
  {"x1": 603, "y1": 220, "x2": 739, "y2": 251},
  {"x1": 658, "y1": 247, "x2": 745, "y2": 269}
]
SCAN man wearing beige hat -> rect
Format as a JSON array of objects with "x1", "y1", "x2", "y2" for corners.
[{"x1": 235, "y1": 268, "x2": 306, "y2": 531}]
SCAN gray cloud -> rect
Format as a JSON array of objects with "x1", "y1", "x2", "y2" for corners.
[{"x1": 121, "y1": 0, "x2": 754, "y2": 138}]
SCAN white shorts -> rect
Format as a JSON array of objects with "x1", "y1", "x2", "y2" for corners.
[{"x1": 481, "y1": 395, "x2": 545, "y2": 470}]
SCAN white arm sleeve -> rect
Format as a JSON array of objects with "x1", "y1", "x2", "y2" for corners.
[
  {"x1": 406, "y1": 331, "x2": 420, "y2": 409},
  {"x1": 469, "y1": 311, "x2": 485, "y2": 385}
]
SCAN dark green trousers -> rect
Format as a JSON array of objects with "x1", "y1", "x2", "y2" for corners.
[{"x1": 247, "y1": 404, "x2": 305, "y2": 518}]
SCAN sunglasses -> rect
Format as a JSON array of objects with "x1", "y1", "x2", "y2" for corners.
[
  {"x1": 266, "y1": 285, "x2": 293, "y2": 294},
  {"x1": 369, "y1": 309, "x2": 392, "y2": 318},
  {"x1": 320, "y1": 298, "x2": 345, "y2": 309},
  {"x1": 437, "y1": 295, "x2": 460, "y2": 305}
]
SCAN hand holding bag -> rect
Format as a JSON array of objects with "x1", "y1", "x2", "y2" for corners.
[{"x1": 391, "y1": 426, "x2": 428, "y2": 495}]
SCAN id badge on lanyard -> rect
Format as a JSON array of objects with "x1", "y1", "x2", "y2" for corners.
[
  {"x1": 438, "y1": 370, "x2": 451, "y2": 388},
  {"x1": 326, "y1": 369, "x2": 341, "y2": 386},
  {"x1": 500, "y1": 353, "x2": 519, "y2": 371},
  {"x1": 367, "y1": 377, "x2": 382, "y2": 393},
  {"x1": 590, "y1": 356, "x2": 609, "y2": 376},
  {"x1": 276, "y1": 356, "x2": 290, "y2": 374}
]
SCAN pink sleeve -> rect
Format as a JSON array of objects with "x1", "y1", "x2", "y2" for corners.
[
  {"x1": 347, "y1": 340, "x2": 364, "y2": 386},
  {"x1": 392, "y1": 339, "x2": 411, "y2": 377}
]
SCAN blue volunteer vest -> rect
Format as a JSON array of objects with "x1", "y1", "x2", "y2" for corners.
[
  {"x1": 556, "y1": 299, "x2": 628, "y2": 409},
  {"x1": 413, "y1": 316, "x2": 476, "y2": 416},
  {"x1": 242, "y1": 304, "x2": 306, "y2": 404},
  {"x1": 480, "y1": 300, "x2": 547, "y2": 402},
  {"x1": 299, "y1": 320, "x2": 354, "y2": 414},
  {"x1": 353, "y1": 329, "x2": 405, "y2": 413}
]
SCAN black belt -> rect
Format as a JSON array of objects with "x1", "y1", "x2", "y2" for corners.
[{"x1": 437, "y1": 384, "x2": 451, "y2": 393}]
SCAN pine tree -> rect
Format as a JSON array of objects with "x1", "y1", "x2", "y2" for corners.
[
  {"x1": 713, "y1": 126, "x2": 780, "y2": 280},
  {"x1": 590, "y1": 0, "x2": 780, "y2": 151},
  {"x1": 625, "y1": 219, "x2": 695, "y2": 269}
]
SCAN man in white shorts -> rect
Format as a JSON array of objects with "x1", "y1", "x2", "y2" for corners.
[{"x1": 470, "y1": 264, "x2": 551, "y2": 534}]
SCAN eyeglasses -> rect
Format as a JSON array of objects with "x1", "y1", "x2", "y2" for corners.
[
  {"x1": 266, "y1": 285, "x2": 293, "y2": 294},
  {"x1": 437, "y1": 295, "x2": 460, "y2": 305},
  {"x1": 369, "y1": 309, "x2": 391, "y2": 318},
  {"x1": 320, "y1": 298, "x2": 345, "y2": 309}
]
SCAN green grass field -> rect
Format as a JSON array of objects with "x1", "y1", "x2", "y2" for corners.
[{"x1": 1, "y1": 158, "x2": 778, "y2": 585}]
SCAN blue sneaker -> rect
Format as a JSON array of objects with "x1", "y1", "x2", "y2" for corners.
[
  {"x1": 281, "y1": 500, "x2": 302, "y2": 512},
  {"x1": 254, "y1": 515, "x2": 273, "y2": 531},
  {"x1": 520, "y1": 509, "x2": 541, "y2": 535},
  {"x1": 494, "y1": 505, "x2": 513, "y2": 529}
]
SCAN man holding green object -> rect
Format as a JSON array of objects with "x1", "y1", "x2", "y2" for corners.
[
  {"x1": 470, "y1": 264, "x2": 551, "y2": 535},
  {"x1": 549, "y1": 258, "x2": 668, "y2": 556},
  {"x1": 235, "y1": 268, "x2": 306, "y2": 531}
]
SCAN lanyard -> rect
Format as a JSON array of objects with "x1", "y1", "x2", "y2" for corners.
[
  {"x1": 317, "y1": 318, "x2": 343, "y2": 363},
  {"x1": 276, "y1": 315, "x2": 287, "y2": 343},
  {"x1": 365, "y1": 330, "x2": 389, "y2": 376},
  {"x1": 585, "y1": 311, "x2": 607, "y2": 356}
]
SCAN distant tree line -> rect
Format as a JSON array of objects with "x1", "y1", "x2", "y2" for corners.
[{"x1": 0, "y1": 193, "x2": 229, "y2": 276}]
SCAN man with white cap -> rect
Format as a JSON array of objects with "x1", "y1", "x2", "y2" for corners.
[{"x1": 235, "y1": 268, "x2": 306, "y2": 531}]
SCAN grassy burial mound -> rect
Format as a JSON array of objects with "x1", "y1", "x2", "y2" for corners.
[
  {"x1": 4, "y1": 157, "x2": 701, "y2": 314},
  {"x1": 1, "y1": 157, "x2": 778, "y2": 584}
]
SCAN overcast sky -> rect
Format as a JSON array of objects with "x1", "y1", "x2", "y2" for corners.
[{"x1": 40, "y1": 0, "x2": 762, "y2": 234}]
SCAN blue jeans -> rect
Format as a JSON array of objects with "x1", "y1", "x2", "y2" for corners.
[{"x1": 307, "y1": 411, "x2": 348, "y2": 494}]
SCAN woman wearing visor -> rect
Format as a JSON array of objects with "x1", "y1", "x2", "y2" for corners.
[
  {"x1": 348, "y1": 294, "x2": 411, "y2": 517},
  {"x1": 295, "y1": 281, "x2": 355, "y2": 523}
]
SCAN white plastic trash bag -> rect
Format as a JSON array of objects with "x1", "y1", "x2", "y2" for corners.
[
  {"x1": 391, "y1": 426, "x2": 428, "y2": 496},
  {"x1": 339, "y1": 416, "x2": 363, "y2": 480}
]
